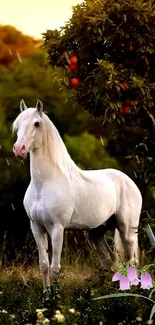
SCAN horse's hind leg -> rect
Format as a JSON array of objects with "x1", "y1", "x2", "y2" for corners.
[
  {"x1": 89, "y1": 226, "x2": 115, "y2": 267},
  {"x1": 115, "y1": 219, "x2": 139, "y2": 266},
  {"x1": 30, "y1": 221, "x2": 50, "y2": 292}
]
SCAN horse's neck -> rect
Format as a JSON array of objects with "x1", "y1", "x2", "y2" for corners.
[
  {"x1": 29, "y1": 148, "x2": 59, "y2": 187},
  {"x1": 29, "y1": 131, "x2": 77, "y2": 187},
  {"x1": 29, "y1": 118, "x2": 83, "y2": 188}
]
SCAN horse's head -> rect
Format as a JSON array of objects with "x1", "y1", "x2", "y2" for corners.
[{"x1": 12, "y1": 99, "x2": 44, "y2": 159}]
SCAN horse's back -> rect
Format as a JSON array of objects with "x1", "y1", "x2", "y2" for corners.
[
  {"x1": 103, "y1": 168, "x2": 142, "y2": 218},
  {"x1": 83, "y1": 168, "x2": 141, "y2": 194},
  {"x1": 82, "y1": 168, "x2": 142, "y2": 214},
  {"x1": 102, "y1": 168, "x2": 142, "y2": 199}
]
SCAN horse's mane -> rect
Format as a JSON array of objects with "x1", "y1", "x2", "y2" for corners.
[
  {"x1": 43, "y1": 114, "x2": 94, "y2": 183},
  {"x1": 42, "y1": 113, "x2": 82, "y2": 177}
]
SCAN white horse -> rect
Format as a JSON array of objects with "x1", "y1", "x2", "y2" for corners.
[{"x1": 12, "y1": 99, "x2": 142, "y2": 292}]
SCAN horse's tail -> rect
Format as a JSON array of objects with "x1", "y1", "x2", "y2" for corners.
[{"x1": 114, "y1": 229, "x2": 124, "y2": 265}]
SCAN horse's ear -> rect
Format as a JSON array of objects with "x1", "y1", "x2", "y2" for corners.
[
  {"x1": 36, "y1": 99, "x2": 43, "y2": 116},
  {"x1": 20, "y1": 99, "x2": 27, "y2": 112}
]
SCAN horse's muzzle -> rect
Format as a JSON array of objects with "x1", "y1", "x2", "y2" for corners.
[{"x1": 12, "y1": 143, "x2": 28, "y2": 159}]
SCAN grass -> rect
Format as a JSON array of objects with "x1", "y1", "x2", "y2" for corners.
[
  {"x1": 0, "y1": 263, "x2": 92, "y2": 293},
  {"x1": 0, "y1": 263, "x2": 94, "y2": 325},
  {"x1": 0, "y1": 261, "x2": 154, "y2": 325}
]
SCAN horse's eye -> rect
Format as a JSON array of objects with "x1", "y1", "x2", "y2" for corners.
[{"x1": 34, "y1": 121, "x2": 40, "y2": 128}]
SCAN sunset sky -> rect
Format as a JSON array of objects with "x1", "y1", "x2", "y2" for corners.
[{"x1": 1, "y1": 0, "x2": 82, "y2": 39}]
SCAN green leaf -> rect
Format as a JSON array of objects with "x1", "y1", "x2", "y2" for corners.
[
  {"x1": 93, "y1": 293, "x2": 141, "y2": 300},
  {"x1": 112, "y1": 113, "x2": 116, "y2": 120},
  {"x1": 125, "y1": 262, "x2": 131, "y2": 270},
  {"x1": 149, "y1": 288, "x2": 155, "y2": 299},
  {"x1": 120, "y1": 269, "x2": 127, "y2": 277},
  {"x1": 149, "y1": 304, "x2": 155, "y2": 321},
  {"x1": 109, "y1": 102, "x2": 115, "y2": 109},
  {"x1": 93, "y1": 293, "x2": 155, "y2": 305},
  {"x1": 141, "y1": 264, "x2": 154, "y2": 273}
]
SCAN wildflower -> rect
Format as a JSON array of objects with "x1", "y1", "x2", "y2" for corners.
[
  {"x1": 69, "y1": 308, "x2": 75, "y2": 314},
  {"x1": 55, "y1": 310, "x2": 61, "y2": 315},
  {"x1": 43, "y1": 319, "x2": 50, "y2": 325},
  {"x1": 112, "y1": 272, "x2": 122, "y2": 281},
  {"x1": 37, "y1": 311, "x2": 44, "y2": 320},
  {"x1": 55, "y1": 314, "x2": 65, "y2": 322},
  {"x1": 112, "y1": 272, "x2": 130, "y2": 290},
  {"x1": 36, "y1": 309, "x2": 45, "y2": 312},
  {"x1": 141, "y1": 273, "x2": 153, "y2": 290},
  {"x1": 119, "y1": 276, "x2": 130, "y2": 290},
  {"x1": 136, "y1": 315, "x2": 142, "y2": 321},
  {"x1": 54, "y1": 310, "x2": 65, "y2": 323},
  {"x1": 10, "y1": 314, "x2": 16, "y2": 319},
  {"x1": 127, "y1": 268, "x2": 140, "y2": 285},
  {"x1": 1, "y1": 309, "x2": 7, "y2": 313}
]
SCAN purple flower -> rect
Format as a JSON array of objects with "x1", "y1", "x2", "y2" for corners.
[
  {"x1": 141, "y1": 273, "x2": 153, "y2": 290},
  {"x1": 127, "y1": 268, "x2": 140, "y2": 286},
  {"x1": 119, "y1": 276, "x2": 130, "y2": 290},
  {"x1": 130, "y1": 278, "x2": 140, "y2": 285},
  {"x1": 112, "y1": 272, "x2": 122, "y2": 282}
]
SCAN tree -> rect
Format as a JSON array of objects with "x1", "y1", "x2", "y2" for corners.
[
  {"x1": 43, "y1": 0, "x2": 155, "y2": 124},
  {"x1": 64, "y1": 132, "x2": 119, "y2": 170},
  {"x1": 0, "y1": 25, "x2": 39, "y2": 66},
  {"x1": 43, "y1": 0, "x2": 155, "y2": 241}
]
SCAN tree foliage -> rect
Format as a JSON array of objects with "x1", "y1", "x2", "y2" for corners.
[
  {"x1": 43, "y1": 0, "x2": 155, "y2": 236},
  {"x1": 43, "y1": 0, "x2": 155, "y2": 126},
  {"x1": 64, "y1": 132, "x2": 119, "y2": 170},
  {"x1": 43, "y1": 0, "x2": 155, "y2": 194},
  {"x1": 0, "y1": 25, "x2": 38, "y2": 66}
]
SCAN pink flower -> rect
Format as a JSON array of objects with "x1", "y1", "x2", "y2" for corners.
[
  {"x1": 127, "y1": 268, "x2": 140, "y2": 286},
  {"x1": 112, "y1": 272, "x2": 122, "y2": 282},
  {"x1": 141, "y1": 273, "x2": 153, "y2": 290},
  {"x1": 119, "y1": 276, "x2": 130, "y2": 290},
  {"x1": 130, "y1": 278, "x2": 139, "y2": 285}
]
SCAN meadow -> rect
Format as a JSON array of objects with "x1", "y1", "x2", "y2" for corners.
[{"x1": 0, "y1": 252, "x2": 154, "y2": 325}]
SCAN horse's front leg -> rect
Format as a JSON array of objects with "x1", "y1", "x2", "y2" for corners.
[
  {"x1": 30, "y1": 221, "x2": 50, "y2": 292},
  {"x1": 50, "y1": 224, "x2": 64, "y2": 281}
]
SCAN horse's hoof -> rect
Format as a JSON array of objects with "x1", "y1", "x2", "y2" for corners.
[
  {"x1": 43, "y1": 286, "x2": 51, "y2": 294},
  {"x1": 42, "y1": 286, "x2": 51, "y2": 303}
]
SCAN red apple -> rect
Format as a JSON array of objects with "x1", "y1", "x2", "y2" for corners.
[
  {"x1": 120, "y1": 106, "x2": 131, "y2": 114},
  {"x1": 70, "y1": 78, "x2": 80, "y2": 87},
  {"x1": 70, "y1": 56, "x2": 78, "y2": 64},
  {"x1": 68, "y1": 63, "x2": 77, "y2": 71}
]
